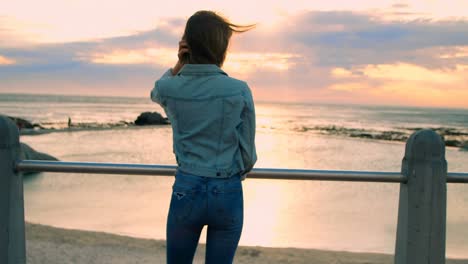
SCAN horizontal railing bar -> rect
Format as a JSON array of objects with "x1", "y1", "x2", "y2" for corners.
[
  {"x1": 16, "y1": 160, "x2": 402, "y2": 182},
  {"x1": 447, "y1": 173, "x2": 468, "y2": 183},
  {"x1": 244, "y1": 168, "x2": 404, "y2": 182},
  {"x1": 16, "y1": 160, "x2": 177, "y2": 176},
  {"x1": 15, "y1": 160, "x2": 468, "y2": 183}
]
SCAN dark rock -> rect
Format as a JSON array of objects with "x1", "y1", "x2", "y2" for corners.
[
  {"x1": 20, "y1": 143, "x2": 58, "y2": 175},
  {"x1": 7, "y1": 116, "x2": 42, "y2": 129},
  {"x1": 296, "y1": 126, "x2": 311, "y2": 132},
  {"x1": 350, "y1": 133, "x2": 373, "y2": 139},
  {"x1": 376, "y1": 131, "x2": 408, "y2": 141},
  {"x1": 459, "y1": 141, "x2": 468, "y2": 151},
  {"x1": 435, "y1": 127, "x2": 468, "y2": 136},
  {"x1": 134, "y1": 112, "x2": 169, "y2": 126},
  {"x1": 20, "y1": 143, "x2": 58, "y2": 161},
  {"x1": 445, "y1": 140, "x2": 462, "y2": 147}
]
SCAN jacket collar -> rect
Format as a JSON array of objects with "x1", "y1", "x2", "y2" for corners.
[{"x1": 178, "y1": 64, "x2": 228, "y2": 76}]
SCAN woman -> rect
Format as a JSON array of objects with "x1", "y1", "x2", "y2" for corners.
[{"x1": 151, "y1": 11, "x2": 257, "y2": 264}]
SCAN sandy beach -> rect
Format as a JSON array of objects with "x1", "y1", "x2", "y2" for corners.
[{"x1": 25, "y1": 222, "x2": 468, "y2": 264}]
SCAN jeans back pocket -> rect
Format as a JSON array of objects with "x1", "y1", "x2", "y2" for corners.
[{"x1": 169, "y1": 183, "x2": 198, "y2": 222}]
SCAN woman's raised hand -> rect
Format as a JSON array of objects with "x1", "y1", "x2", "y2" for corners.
[
  {"x1": 178, "y1": 40, "x2": 190, "y2": 61},
  {"x1": 172, "y1": 40, "x2": 190, "y2": 75}
]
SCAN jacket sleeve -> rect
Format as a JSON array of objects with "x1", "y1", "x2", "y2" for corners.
[
  {"x1": 150, "y1": 69, "x2": 173, "y2": 106},
  {"x1": 239, "y1": 85, "x2": 257, "y2": 176}
]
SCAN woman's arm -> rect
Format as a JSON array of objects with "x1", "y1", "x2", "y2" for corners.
[
  {"x1": 151, "y1": 40, "x2": 190, "y2": 105},
  {"x1": 171, "y1": 40, "x2": 190, "y2": 75},
  {"x1": 239, "y1": 86, "x2": 257, "y2": 176},
  {"x1": 150, "y1": 70, "x2": 172, "y2": 106}
]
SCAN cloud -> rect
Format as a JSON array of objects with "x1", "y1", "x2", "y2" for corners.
[
  {"x1": 1, "y1": 10, "x2": 467, "y2": 107},
  {"x1": 327, "y1": 63, "x2": 468, "y2": 107},
  {"x1": 4, "y1": 11, "x2": 467, "y2": 69},
  {"x1": 227, "y1": 11, "x2": 468, "y2": 70},
  {"x1": 439, "y1": 46, "x2": 468, "y2": 59},
  {"x1": 224, "y1": 52, "x2": 301, "y2": 74},
  {"x1": 391, "y1": 3, "x2": 410, "y2": 9},
  {"x1": 0, "y1": 29, "x2": 176, "y2": 96},
  {"x1": 0, "y1": 55, "x2": 15, "y2": 65},
  {"x1": 274, "y1": 11, "x2": 468, "y2": 68},
  {"x1": 1, "y1": 61, "x2": 167, "y2": 96},
  {"x1": 101, "y1": 19, "x2": 184, "y2": 49},
  {"x1": 1, "y1": 18, "x2": 181, "y2": 61},
  {"x1": 80, "y1": 48, "x2": 176, "y2": 66},
  {"x1": 0, "y1": 16, "x2": 32, "y2": 47},
  {"x1": 333, "y1": 63, "x2": 466, "y2": 84}
]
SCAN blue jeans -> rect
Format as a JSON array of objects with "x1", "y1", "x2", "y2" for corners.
[{"x1": 166, "y1": 170, "x2": 244, "y2": 264}]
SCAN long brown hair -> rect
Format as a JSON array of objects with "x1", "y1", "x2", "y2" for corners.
[{"x1": 182, "y1": 11, "x2": 255, "y2": 67}]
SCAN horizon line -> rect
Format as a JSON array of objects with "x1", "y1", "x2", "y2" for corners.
[{"x1": 1, "y1": 91, "x2": 467, "y2": 111}]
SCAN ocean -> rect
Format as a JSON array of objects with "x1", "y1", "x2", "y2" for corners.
[{"x1": 1, "y1": 93, "x2": 468, "y2": 258}]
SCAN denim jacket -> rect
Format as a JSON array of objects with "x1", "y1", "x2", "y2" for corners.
[{"x1": 151, "y1": 64, "x2": 257, "y2": 178}]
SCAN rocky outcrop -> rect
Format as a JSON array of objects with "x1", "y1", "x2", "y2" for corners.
[
  {"x1": 20, "y1": 143, "x2": 58, "y2": 160},
  {"x1": 20, "y1": 143, "x2": 58, "y2": 161},
  {"x1": 134, "y1": 112, "x2": 169, "y2": 126},
  {"x1": 8, "y1": 116, "x2": 43, "y2": 129},
  {"x1": 20, "y1": 143, "x2": 58, "y2": 175},
  {"x1": 296, "y1": 125, "x2": 468, "y2": 150},
  {"x1": 459, "y1": 141, "x2": 468, "y2": 152}
]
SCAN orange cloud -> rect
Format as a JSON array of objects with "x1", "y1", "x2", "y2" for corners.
[
  {"x1": 331, "y1": 68, "x2": 357, "y2": 79},
  {"x1": 80, "y1": 48, "x2": 299, "y2": 75},
  {"x1": 79, "y1": 48, "x2": 176, "y2": 66},
  {"x1": 0, "y1": 55, "x2": 15, "y2": 65},
  {"x1": 329, "y1": 63, "x2": 468, "y2": 108},
  {"x1": 329, "y1": 82, "x2": 371, "y2": 92},
  {"x1": 333, "y1": 63, "x2": 465, "y2": 84},
  {"x1": 362, "y1": 63, "x2": 464, "y2": 84},
  {"x1": 440, "y1": 46, "x2": 468, "y2": 59},
  {"x1": 374, "y1": 81, "x2": 468, "y2": 108},
  {"x1": 225, "y1": 52, "x2": 299, "y2": 75}
]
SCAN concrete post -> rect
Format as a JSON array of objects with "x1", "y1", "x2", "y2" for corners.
[
  {"x1": 395, "y1": 129, "x2": 447, "y2": 264},
  {"x1": 0, "y1": 116, "x2": 26, "y2": 264}
]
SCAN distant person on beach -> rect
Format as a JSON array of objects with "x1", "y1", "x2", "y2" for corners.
[{"x1": 151, "y1": 10, "x2": 257, "y2": 264}]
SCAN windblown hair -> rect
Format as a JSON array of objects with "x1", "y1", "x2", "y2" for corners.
[{"x1": 182, "y1": 11, "x2": 255, "y2": 67}]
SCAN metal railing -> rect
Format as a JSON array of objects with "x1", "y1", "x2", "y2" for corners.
[
  {"x1": 16, "y1": 160, "x2": 406, "y2": 182},
  {"x1": 1, "y1": 115, "x2": 467, "y2": 264},
  {"x1": 14, "y1": 160, "x2": 468, "y2": 183}
]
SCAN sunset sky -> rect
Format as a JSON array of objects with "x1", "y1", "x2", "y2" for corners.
[{"x1": 1, "y1": 0, "x2": 467, "y2": 108}]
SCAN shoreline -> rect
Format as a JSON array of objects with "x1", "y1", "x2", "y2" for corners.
[
  {"x1": 26, "y1": 222, "x2": 468, "y2": 264},
  {"x1": 19, "y1": 122, "x2": 468, "y2": 151}
]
